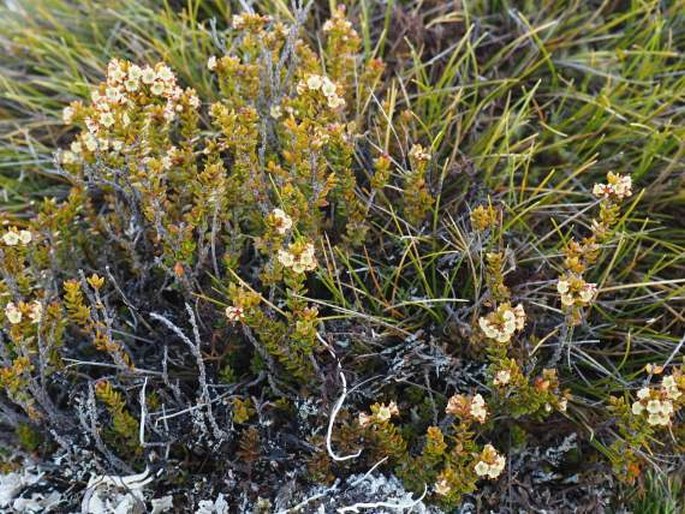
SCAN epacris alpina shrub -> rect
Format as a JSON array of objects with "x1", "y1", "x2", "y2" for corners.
[
  {"x1": 54, "y1": 8, "x2": 387, "y2": 384},
  {"x1": 608, "y1": 364, "x2": 685, "y2": 482},
  {"x1": 0, "y1": 5, "x2": 439, "y2": 503}
]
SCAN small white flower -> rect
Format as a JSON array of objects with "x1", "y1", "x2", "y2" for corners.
[
  {"x1": 493, "y1": 369, "x2": 511, "y2": 386},
  {"x1": 637, "y1": 387, "x2": 651, "y2": 400},
  {"x1": 4, "y1": 302, "x2": 22, "y2": 324},
  {"x1": 151, "y1": 81, "x2": 166, "y2": 96},
  {"x1": 322, "y1": 19, "x2": 334, "y2": 32},
  {"x1": 62, "y1": 106, "x2": 75, "y2": 124},
  {"x1": 107, "y1": 60, "x2": 126, "y2": 83},
  {"x1": 557, "y1": 279, "x2": 570, "y2": 294},
  {"x1": 163, "y1": 106, "x2": 176, "y2": 122},
  {"x1": 469, "y1": 394, "x2": 488, "y2": 423},
  {"x1": 320, "y1": 77, "x2": 337, "y2": 97},
  {"x1": 474, "y1": 461, "x2": 490, "y2": 477},
  {"x1": 128, "y1": 64, "x2": 143, "y2": 80},
  {"x1": 269, "y1": 105, "x2": 282, "y2": 119},
  {"x1": 661, "y1": 375, "x2": 682, "y2": 400},
  {"x1": 277, "y1": 249, "x2": 295, "y2": 268},
  {"x1": 188, "y1": 93, "x2": 201, "y2": 109},
  {"x1": 85, "y1": 116, "x2": 100, "y2": 135},
  {"x1": 299, "y1": 243, "x2": 317, "y2": 271},
  {"x1": 207, "y1": 56, "x2": 217, "y2": 71},
  {"x1": 271, "y1": 208, "x2": 292, "y2": 234},
  {"x1": 662, "y1": 375, "x2": 677, "y2": 390},
  {"x1": 558, "y1": 276, "x2": 596, "y2": 307},
  {"x1": 376, "y1": 405, "x2": 392, "y2": 421},
  {"x1": 375, "y1": 402, "x2": 397, "y2": 422},
  {"x1": 61, "y1": 151, "x2": 77, "y2": 165},
  {"x1": 18, "y1": 230, "x2": 32, "y2": 245},
  {"x1": 232, "y1": 14, "x2": 247, "y2": 28},
  {"x1": 358, "y1": 412, "x2": 372, "y2": 428},
  {"x1": 224, "y1": 306, "x2": 244, "y2": 323},
  {"x1": 2, "y1": 231, "x2": 20, "y2": 246},
  {"x1": 141, "y1": 67, "x2": 156, "y2": 84},
  {"x1": 646, "y1": 399, "x2": 661, "y2": 414},
  {"x1": 434, "y1": 478, "x2": 451, "y2": 496},
  {"x1": 647, "y1": 413, "x2": 670, "y2": 426},
  {"x1": 661, "y1": 401, "x2": 674, "y2": 415},
  {"x1": 156, "y1": 65, "x2": 174, "y2": 83},
  {"x1": 326, "y1": 94, "x2": 346, "y2": 110},
  {"x1": 125, "y1": 77, "x2": 140, "y2": 92},
  {"x1": 305, "y1": 74, "x2": 323, "y2": 90},
  {"x1": 489, "y1": 454, "x2": 506, "y2": 478},
  {"x1": 105, "y1": 86, "x2": 124, "y2": 103},
  {"x1": 99, "y1": 111, "x2": 115, "y2": 128},
  {"x1": 512, "y1": 303, "x2": 526, "y2": 330},
  {"x1": 578, "y1": 283, "x2": 597, "y2": 303},
  {"x1": 28, "y1": 301, "x2": 42, "y2": 324}
]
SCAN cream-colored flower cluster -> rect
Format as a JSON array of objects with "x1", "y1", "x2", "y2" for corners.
[
  {"x1": 556, "y1": 172, "x2": 631, "y2": 323},
  {"x1": 322, "y1": 11, "x2": 353, "y2": 34},
  {"x1": 631, "y1": 388, "x2": 673, "y2": 426},
  {"x1": 224, "y1": 306, "x2": 245, "y2": 324},
  {"x1": 277, "y1": 242, "x2": 317, "y2": 274},
  {"x1": 297, "y1": 74, "x2": 346, "y2": 110},
  {"x1": 631, "y1": 374, "x2": 683, "y2": 426},
  {"x1": 556, "y1": 274, "x2": 597, "y2": 307},
  {"x1": 592, "y1": 172, "x2": 633, "y2": 201},
  {"x1": 478, "y1": 303, "x2": 525, "y2": 343},
  {"x1": 2, "y1": 227, "x2": 32, "y2": 246},
  {"x1": 269, "y1": 104, "x2": 283, "y2": 119},
  {"x1": 662, "y1": 375, "x2": 683, "y2": 401},
  {"x1": 493, "y1": 369, "x2": 511, "y2": 387},
  {"x1": 61, "y1": 59, "x2": 199, "y2": 165},
  {"x1": 358, "y1": 401, "x2": 399, "y2": 427},
  {"x1": 269, "y1": 208, "x2": 293, "y2": 235},
  {"x1": 433, "y1": 477, "x2": 452, "y2": 496},
  {"x1": 231, "y1": 13, "x2": 271, "y2": 30},
  {"x1": 445, "y1": 393, "x2": 488, "y2": 423},
  {"x1": 408, "y1": 144, "x2": 431, "y2": 163},
  {"x1": 4, "y1": 301, "x2": 42, "y2": 325},
  {"x1": 474, "y1": 444, "x2": 506, "y2": 479},
  {"x1": 231, "y1": 13, "x2": 249, "y2": 28}
]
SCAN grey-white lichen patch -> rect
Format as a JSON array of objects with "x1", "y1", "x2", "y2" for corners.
[
  {"x1": 196, "y1": 492, "x2": 230, "y2": 513},
  {"x1": 0, "y1": 464, "x2": 61, "y2": 512},
  {"x1": 269, "y1": 472, "x2": 444, "y2": 513}
]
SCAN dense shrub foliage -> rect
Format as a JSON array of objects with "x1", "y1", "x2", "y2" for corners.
[{"x1": 1, "y1": 1, "x2": 684, "y2": 511}]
